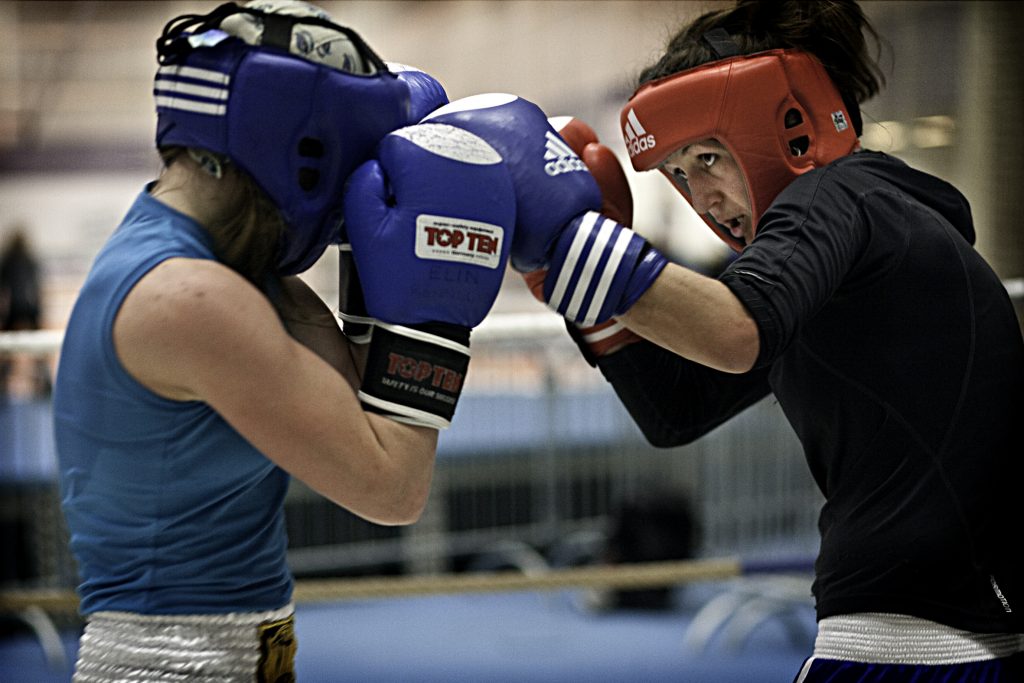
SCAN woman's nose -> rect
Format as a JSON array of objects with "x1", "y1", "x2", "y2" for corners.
[{"x1": 687, "y1": 175, "x2": 720, "y2": 215}]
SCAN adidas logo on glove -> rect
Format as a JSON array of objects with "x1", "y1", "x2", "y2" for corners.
[{"x1": 544, "y1": 131, "x2": 588, "y2": 176}]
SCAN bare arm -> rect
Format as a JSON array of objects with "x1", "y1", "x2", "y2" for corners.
[
  {"x1": 274, "y1": 275, "x2": 364, "y2": 388},
  {"x1": 114, "y1": 258, "x2": 437, "y2": 525},
  {"x1": 619, "y1": 263, "x2": 760, "y2": 374}
]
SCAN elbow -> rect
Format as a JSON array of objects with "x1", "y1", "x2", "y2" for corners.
[
  {"x1": 361, "y1": 483, "x2": 430, "y2": 526},
  {"x1": 357, "y1": 499, "x2": 427, "y2": 527},
  {"x1": 633, "y1": 414, "x2": 702, "y2": 449},
  {"x1": 643, "y1": 429, "x2": 696, "y2": 450},
  {"x1": 379, "y1": 489, "x2": 430, "y2": 526},
  {"x1": 717, "y1": 351, "x2": 758, "y2": 375},
  {"x1": 329, "y1": 453, "x2": 433, "y2": 526},
  {"x1": 714, "y1": 316, "x2": 760, "y2": 375},
  {"x1": 364, "y1": 465, "x2": 433, "y2": 526}
]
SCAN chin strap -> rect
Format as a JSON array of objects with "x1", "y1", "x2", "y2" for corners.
[{"x1": 702, "y1": 28, "x2": 741, "y2": 59}]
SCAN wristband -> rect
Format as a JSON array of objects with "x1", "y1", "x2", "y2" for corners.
[
  {"x1": 545, "y1": 211, "x2": 667, "y2": 326},
  {"x1": 358, "y1": 322, "x2": 470, "y2": 429},
  {"x1": 565, "y1": 318, "x2": 642, "y2": 367}
]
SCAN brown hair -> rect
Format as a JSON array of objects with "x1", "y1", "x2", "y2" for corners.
[
  {"x1": 639, "y1": 0, "x2": 887, "y2": 133},
  {"x1": 159, "y1": 147, "x2": 285, "y2": 285}
]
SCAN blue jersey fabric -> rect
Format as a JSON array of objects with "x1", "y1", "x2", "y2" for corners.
[{"x1": 54, "y1": 188, "x2": 292, "y2": 615}]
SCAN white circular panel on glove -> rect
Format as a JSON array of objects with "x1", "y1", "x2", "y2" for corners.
[
  {"x1": 391, "y1": 123, "x2": 503, "y2": 165},
  {"x1": 423, "y1": 93, "x2": 519, "y2": 118}
]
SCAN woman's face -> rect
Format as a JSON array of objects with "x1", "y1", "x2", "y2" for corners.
[{"x1": 663, "y1": 139, "x2": 754, "y2": 247}]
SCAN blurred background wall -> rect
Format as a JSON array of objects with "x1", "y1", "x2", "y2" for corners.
[
  {"x1": 0, "y1": 0, "x2": 1021, "y2": 330},
  {"x1": 1, "y1": 6, "x2": 1022, "y2": 677}
]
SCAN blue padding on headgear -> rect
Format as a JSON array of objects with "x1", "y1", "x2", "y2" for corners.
[{"x1": 154, "y1": 5, "x2": 411, "y2": 274}]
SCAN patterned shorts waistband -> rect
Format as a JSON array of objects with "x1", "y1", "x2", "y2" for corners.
[
  {"x1": 74, "y1": 604, "x2": 296, "y2": 683},
  {"x1": 813, "y1": 612, "x2": 1023, "y2": 665},
  {"x1": 87, "y1": 602, "x2": 295, "y2": 627}
]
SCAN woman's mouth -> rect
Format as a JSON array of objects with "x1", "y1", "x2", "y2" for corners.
[{"x1": 725, "y1": 217, "x2": 745, "y2": 239}]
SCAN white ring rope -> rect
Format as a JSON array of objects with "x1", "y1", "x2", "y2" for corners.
[
  {"x1": 0, "y1": 313, "x2": 572, "y2": 356},
  {"x1": 0, "y1": 557, "x2": 764, "y2": 614},
  {"x1": 3, "y1": 279, "x2": 1021, "y2": 356}
]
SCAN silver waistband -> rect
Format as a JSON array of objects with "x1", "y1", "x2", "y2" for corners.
[
  {"x1": 73, "y1": 603, "x2": 295, "y2": 683},
  {"x1": 813, "y1": 612, "x2": 1024, "y2": 665}
]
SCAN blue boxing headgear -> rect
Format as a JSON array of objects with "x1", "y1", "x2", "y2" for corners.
[{"x1": 154, "y1": 2, "x2": 411, "y2": 274}]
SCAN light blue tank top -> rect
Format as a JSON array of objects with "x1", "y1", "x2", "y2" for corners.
[{"x1": 54, "y1": 189, "x2": 292, "y2": 615}]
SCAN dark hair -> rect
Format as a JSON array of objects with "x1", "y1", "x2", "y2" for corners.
[
  {"x1": 159, "y1": 147, "x2": 285, "y2": 285},
  {"x1": 639, "y1": 0, "x2": 886, "y2": 132}
]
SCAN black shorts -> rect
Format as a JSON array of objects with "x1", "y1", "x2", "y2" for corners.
[{"x1": 794, "y1": 652, "x2": 1024, "y2": 683}]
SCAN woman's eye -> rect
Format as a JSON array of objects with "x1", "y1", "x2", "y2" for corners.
[{"x1": 698, "y1": 152, "x2": 718, "y2": 168}]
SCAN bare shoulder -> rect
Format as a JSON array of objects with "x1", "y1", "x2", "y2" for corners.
[{"x1": 114, "y1": 257, "x2": 283, "y2": 400}]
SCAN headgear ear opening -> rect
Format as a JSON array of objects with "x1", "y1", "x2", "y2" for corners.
[{"x1": 621, "y1": 49, "x2": 858, "y2": 252}]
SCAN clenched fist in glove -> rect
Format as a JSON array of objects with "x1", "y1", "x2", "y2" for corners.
[
  {"x1": 338, "y1": 63, "x2": 450, "y2": 344},
  {"x1": 343, "y1": 122, "x2": 515, "y2": 428},
  {"x1": 424, "y1": 93, "x2": 667, "y2": 327},
  {"x1": 545, "y1": 116, "x2": 645, "y2": 364}
]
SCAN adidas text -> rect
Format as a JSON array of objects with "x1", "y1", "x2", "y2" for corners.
[
  {"x1": 545, "y1": 156, "x2": 587, "y2": 176},
  {"x1": 623, "y1": 108, "x2": 656, "y2": 158},
  {"x1": 626, "y1": 134, "x2": 656, "y2": 158},
  {"x1": 544, "y1": 131, "x2": 587, "y2": 176}
]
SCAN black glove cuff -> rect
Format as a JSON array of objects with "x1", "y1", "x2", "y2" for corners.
[
  {"x1": 358, "y1": 322, "x2": 471, "y2": 429},
  {"x1": 564, "y1": 318, "x2": 599, "y2": 368},
  {"x1": 338, "y1": 244, "x2": 373, "y2": 344}
]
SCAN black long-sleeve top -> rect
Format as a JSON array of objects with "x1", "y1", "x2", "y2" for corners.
[{"x1": 599, "y1": 151, "x2": 1023, "y2": 633}]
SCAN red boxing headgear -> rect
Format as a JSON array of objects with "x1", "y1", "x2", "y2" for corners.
[{"x1": 621, "y1": 49, "x2": 858, "y2": 251}]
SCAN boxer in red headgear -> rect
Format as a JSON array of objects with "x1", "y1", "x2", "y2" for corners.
[
  {"x1": 623, "y1": 44, "x2": 859, "y2": 252},
  {"x1": 500, "y1": 1, "x2": 1023, "y2": 681}
]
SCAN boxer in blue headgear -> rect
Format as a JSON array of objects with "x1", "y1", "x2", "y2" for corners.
[
  {"x1": 153, "y1": 0, "x2": 411, "y2": 275},
  {"x1": 54, "y1": 2, "x2": 517, "y2": 680}
]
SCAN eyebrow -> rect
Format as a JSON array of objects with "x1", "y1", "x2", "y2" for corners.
[
  {"x1": 665, "y1": 140, "x2": 724, "y2": 169},
  {"x1": 677, "y1": 141, "x2": 718, "y2": 159},
  {"x1": 664, "y1": 144, "x2": 695, "y2": 167}
]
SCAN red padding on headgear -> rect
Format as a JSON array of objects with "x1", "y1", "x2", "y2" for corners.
[{"x1": 621, "y1": 49, "x2": 857, "y2": 251}]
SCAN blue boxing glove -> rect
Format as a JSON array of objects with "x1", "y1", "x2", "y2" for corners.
[
  {"x1": 344, "y1": 123, "x2": 515, "y2": 428},
  {"x1": 425, "y1": 93, "x2": 600, "y2": 272},
  {"x1": 424, "y1": 93, "x2": 667, "y2": 327},
  {"x1": 387, "y1": 62, "x2": 450, "y2": 123},
  {"x1": 542, "y1": 211, "x2": 667, "y2": 327},
  {"x1": 337, "y1": 64, "x2": 450, "y2": 344}
]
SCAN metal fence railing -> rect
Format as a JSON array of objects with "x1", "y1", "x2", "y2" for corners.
[
  {"x1": 1, "y1": 313, "x2": 824, "y2": 591},
  {"x1": 9, "y1": 271, "x2": 1022, "y2": 588}
]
